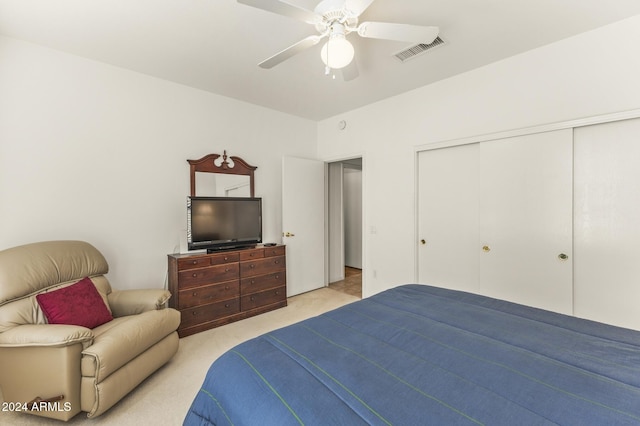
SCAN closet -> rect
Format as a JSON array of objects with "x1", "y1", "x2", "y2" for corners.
[
  {"x1": 573, "y1": 118, "x2": 640, "y2": 330},
  {"x1": 418, "y1": 129, "x2": 573, "y2": 314},
  {"x1": 418, "y1": 117, "x2": 640, "y2": 329}
]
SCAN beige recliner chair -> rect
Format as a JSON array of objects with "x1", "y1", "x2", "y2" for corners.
[{"x1": 0, "y1": 240, "x2": 181, "y2": 421}]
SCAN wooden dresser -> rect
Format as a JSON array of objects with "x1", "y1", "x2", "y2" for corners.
[{"x1": 168, "y1": 245, "x2": 287, "y2": 337}]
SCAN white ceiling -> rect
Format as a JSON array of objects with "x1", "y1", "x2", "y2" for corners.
[{"x1": 1, "y1": 0, "x2": 639, "y2": 121}]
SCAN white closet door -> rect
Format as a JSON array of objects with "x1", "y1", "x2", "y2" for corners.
[
  {"x1": 327, "y1": 162, "x2": 345, "y2": 283},
  {"x1": 344, "y1": 168, "x2": 362, "y2": 269},
  {"x1": 417, "y1": 143, "x2": 480, "y2": 293},
  {"x1": 479, "y1": 130, "x2": 573, "y2": 314},
  {"x1": 574, "y1": 117, "x2": 640, "y2": 330}
]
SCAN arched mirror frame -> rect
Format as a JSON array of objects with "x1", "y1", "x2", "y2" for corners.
[{"x1": 188, "y1": 151, "x2": 257, "y2": 197}]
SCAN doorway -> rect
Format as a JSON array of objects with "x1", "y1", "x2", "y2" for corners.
[{"x1": 327, "y1": 158, "x2": 363, "y2": 298}]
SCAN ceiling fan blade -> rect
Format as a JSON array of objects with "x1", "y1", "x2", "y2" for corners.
[
  {"x1": 357, "y1": 22, "x2": 439, "y2": 44},
  {"x1": 345, "y1": 0, "x2": 376, "y2": 17},
  {"x1": 259, "y1": 35, "x2": 322, "y2": 69},
  {"x1": 341, "y1": 57, "x2": 359, "y2": 81},
  {"x1": 285, "y1": 0, "x2": 319, "y2": 11},
  {"x1": 237, "y1": 0, "x2": 319, "y2": 24}
]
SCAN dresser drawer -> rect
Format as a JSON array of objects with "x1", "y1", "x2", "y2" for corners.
[
  {"x1": 239, "y1": 248, "x2": 264, "y2": 261},
  {"x1": 240, "y1": 256, "x2": 286, "y2": 278},
  {"x1": 240, "y1": 271, "x2": 286, "y2": 295},
  {"x1": 177, "y1": 256, "x2": 212, "y2": 271},
  {"x1": 209, "y1": 252, "x2": 240, "y2": 265},
  {"x1": 264, "y1": 245, "x2": 286, "y2": 258},
  {"x1": 176, "y1": 252, "x2": 238, "y2": 271},
  {"x1": 241, "y1": 286, "x2": 286, "y2": 311},
  {"x1": 180, "y1": 298, "x2": 240, "y2": 328},
  {"x1": 178, "y1": 263, "x2": 239, "y2": 288},
  {"x1": 178, "y1": 280, "x2": 239, "y2": 309}
]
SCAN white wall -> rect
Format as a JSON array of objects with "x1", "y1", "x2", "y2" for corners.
[
  {"x1": 0, "y1": 36, "x2": 317, "y2": 290},
  {"x1": 317, "y1": 15, "x2": 640, "y2": 297}
]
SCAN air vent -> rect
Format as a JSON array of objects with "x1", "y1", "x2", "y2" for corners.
[{"x1": 394, "y1": 36, "x2": 445, "y2": 62}]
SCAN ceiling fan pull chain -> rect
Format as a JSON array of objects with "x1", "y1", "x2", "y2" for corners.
[
  {"x1": 324, "y1": 37, "x2": 335, "y2": 78},
  {"x1": 325, "y1": 36, "x2": 331, "y2": 76}
]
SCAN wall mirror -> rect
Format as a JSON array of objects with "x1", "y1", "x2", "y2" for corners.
[{"x1": 188, "y1": 151, "x2": 257, "y2": 197}]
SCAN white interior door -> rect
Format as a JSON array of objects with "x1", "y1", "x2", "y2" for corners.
[
  {"x1": 327, "y1": 162, "x2": 344, "y2": 282},
  {"x1": 479, "y1": 130, "x2": 573, "y2": 314},
  {"x1": 574, "y1": 117, "x2": 640, "y2": 330},
  {"x1": 282, "y1": 156, "x2": 325, "y2": 296},
  {"x1": 418, "y1": 144, "x2": 480, "y2": 293},
  {"x1": 343, "y1": 167, "x2": 362, "y2": 269}
]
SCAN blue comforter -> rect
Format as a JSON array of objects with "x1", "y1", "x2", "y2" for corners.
[{"x1": 184, "y1": 284, "x2": 640, "y2": 425}]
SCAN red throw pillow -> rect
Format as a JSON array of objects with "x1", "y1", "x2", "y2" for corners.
[{"x1": 36, "y1": 277, "x2": 113, "y2": 329}]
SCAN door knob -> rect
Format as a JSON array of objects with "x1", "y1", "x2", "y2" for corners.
[
  {"x1": 420, "y1": 239, "x2": 426, "y2": 245},
  {"x1": 482, "y1": 245, "x2": 491, "y2": 252},
  {"x1": 283, "y1": 232, "x2": 295, "y2": 237},
  {"x1": 558, "y1": 253, "x2": 569, "y2": 261}
]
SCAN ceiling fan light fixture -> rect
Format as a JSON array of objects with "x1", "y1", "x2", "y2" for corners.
[
  {"x1": 320, "y1": 35, "x2": 354, "y2": 69},
  {"x1": 240, "y1": 0, "x2": 439, "y2": 80}
]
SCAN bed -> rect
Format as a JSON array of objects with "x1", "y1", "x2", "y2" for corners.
[{"x1": 184, "y1": 284, "x2": 640, "y2": 425}]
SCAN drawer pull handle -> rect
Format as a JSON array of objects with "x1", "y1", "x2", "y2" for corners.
[
  {"x1": 225, "y1": 303, "x2": 230, "y2": 308},
  {"x1": 224, "y1": 256, "x2": 228, "y2": 261},
  {"x1": 275, "y1": 275, "x2": 279, "y2": 280},
  {"x1": 250, "y1": 264, "x2": 255, "y2": 269},
  {"x1": 225, "y1": 268, "x2": 229, "y2": 272},
  {"x1": 251, "y1": 280, "x2": 255, "y2": 284},
  {"x1": 192, "y1": 292, "x2": 198, "y2": 296},
  {"x1": 274, "y1": 260, "x2": 279, "y2": 264},
  {"x1": 250, "y1": 296, "x2": 255, "y2": 301},
  {"x1": 192, "y1": 273, "x2": 198, "y2": 278},
  {"x1": 225, "y1": 286, "x2": 229, "y2": 290},
  {"x1": 192, "y1": 311, "x2": 200, "y2": 316},
  {"x1": 192, "y1": 260, "x2": 198, "y2": 265},
  {"x1": 275, "y1": 290, "x2": 279, "y2": 295}
]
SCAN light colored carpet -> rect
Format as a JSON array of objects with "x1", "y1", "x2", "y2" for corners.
[{"x1": 0, "y1": 287, "x2": 359, "y2": 426}]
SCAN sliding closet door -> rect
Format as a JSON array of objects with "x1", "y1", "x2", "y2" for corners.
[
  {"x1": 479, "y1": 130, "x2": 573, "y2": 314},
  {"x1": 574, "y1": 117, "x2": 640, "y2": 330},
  {"x1": 417, "y1": 143, "x2": 480, "y2": 293}
]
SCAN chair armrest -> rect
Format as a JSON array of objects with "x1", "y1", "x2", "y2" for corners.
[
  {"x1": 108, "y1": 289, "x2": 172, "y2": 317},
  {"x1": 0, "y1": 324, "x2": 93, "y2": 348}
]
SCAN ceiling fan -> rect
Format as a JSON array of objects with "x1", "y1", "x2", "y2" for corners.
[{"x1": 237, "y1": 0, "x2": 439, "y2": 80}]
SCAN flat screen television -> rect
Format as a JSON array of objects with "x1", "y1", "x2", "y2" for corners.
[{"x1": 187, "y1": 196, "x2": 262, "y2": 252}]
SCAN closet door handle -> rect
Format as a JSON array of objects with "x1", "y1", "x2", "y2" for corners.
[
  {"x1": 558, "y1": 253, "x2": 569, "y2": 261},
  {"x1": 482, "y1": 245, "x2": 491, "y2": 252}
]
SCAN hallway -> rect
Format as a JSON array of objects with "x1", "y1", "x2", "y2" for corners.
[{"x1": 328, "y1": 267, "x2": 362, "y2": 298}]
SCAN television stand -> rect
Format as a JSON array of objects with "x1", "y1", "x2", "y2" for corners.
[{"x1": 168, "y1": 244, "x2": 287, "y2": 337}]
